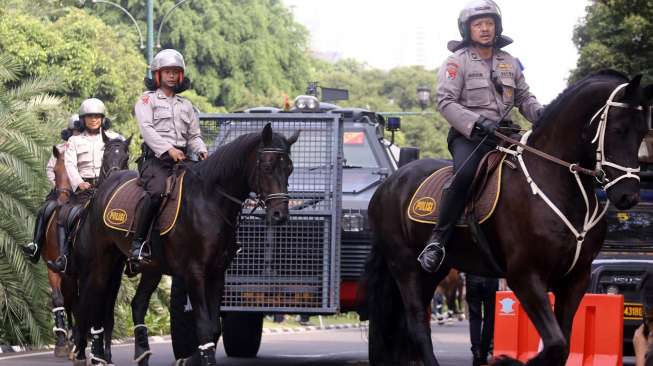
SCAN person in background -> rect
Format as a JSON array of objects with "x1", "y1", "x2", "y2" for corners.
[{"x1": 466, "y1": 274, "x2": 499, "y2": 366}]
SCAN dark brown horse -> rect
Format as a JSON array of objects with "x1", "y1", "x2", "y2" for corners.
[
  {"x1": 359, "y1": 71, "x2": 653, "y2": 366},
  {"x1": 43, "y1": 146, "x2": 75, "y2": 358},
  {"x1": 433, "y1": 269, "x2": 465, "y2": 325},
  {"x1": 71, "y1": 124, "x2": 297, "y2": 366},
  {"x1": 49, "y1": 133, "x2": 131, "y2": 364}
]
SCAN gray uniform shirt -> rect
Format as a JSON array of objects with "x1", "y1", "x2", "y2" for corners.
[
  {"x1": 46, "y1": 142, "x2": 67, "y2": 187},
  {"x1": 436, "y1": 47, "x2": 543, "y2": 138},
  {"x1": 134, "y1": 89, "x2": 208, "y2": 158},
  {"x1": 65, "y1": 130, "x2": 123, "y2": 191}
]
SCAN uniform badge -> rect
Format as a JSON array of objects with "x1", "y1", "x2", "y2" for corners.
[
  {"x1": 446, "y1": 62, "x2": 459, "y2": 81},
  {"x1": 141, "y1": 95, "x2": 150, "y2": 104},
  {"x1": 498, "y1": 63, "x2": 513, "y2": 71}
]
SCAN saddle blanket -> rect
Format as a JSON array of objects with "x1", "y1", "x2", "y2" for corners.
[
  {"x1": 407, "y1": 154, "x2": 507, "y2": 226},
  {"x1": 103, "y1": 172, "x2": 185, "y2": 235}
]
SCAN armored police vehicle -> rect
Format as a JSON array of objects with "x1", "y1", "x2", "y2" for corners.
[
  {"x1": 177, "y1": 86, "x2": 419, "y2": 358},
  {"x1": 588, "y1": 129, "x2": 653, "y2": 356}
]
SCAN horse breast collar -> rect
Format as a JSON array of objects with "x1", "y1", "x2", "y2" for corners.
[{"x1": 505, "y1": 83, "x2": 642, "y2": 276}]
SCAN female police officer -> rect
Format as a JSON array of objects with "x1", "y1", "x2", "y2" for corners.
[{"x1": 417, "y1": 0, "x2": 543, "y2": 273}]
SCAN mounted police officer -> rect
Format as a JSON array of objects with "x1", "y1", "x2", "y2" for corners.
[
  {"x1": 417, "y1": 0, "x2": 543, "y2": 273},
  {"x1": 20, "y1": 114, "x2": 81, "y2": 262},
  {"x1": 47, "y1": 98, "x2": 123, "y2": 273},
  {"x1": 129, "y1": 49, "x2": 208, "y2": 273}
]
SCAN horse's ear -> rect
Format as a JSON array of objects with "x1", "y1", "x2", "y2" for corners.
[
  {"x1": 262, "y1": 123, "x2": 273, "y2": 146},
  {"x1": 643, "y1": 84, "x2": 653, "y2": 105},
  {"x1": 625, "y1": 74, "x2": 643, "y2": 100},
  {"x1": 52, "y1": 145, "x2": 59, "y2": 159},
  {"x1": 287, "y1": 130, "x2": 300, "y2": 145},
  {"x1": 102, "y1": 130, "x2": 109, "y2": 143},
  {"x1": 126, "y1": 134, "x2": 133, "y2": 147}
]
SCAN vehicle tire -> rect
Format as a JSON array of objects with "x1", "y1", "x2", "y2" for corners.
[
  {"x1": 170, "y1": 276, "x2": 198, "y2": 360},
  {"x1": 222, "y1": 312, "x2": 263, "y2": 358}
]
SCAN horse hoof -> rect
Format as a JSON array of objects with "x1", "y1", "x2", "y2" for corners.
[{"x1": 54, "y1": 344, "x2": 69, "y2": 358}]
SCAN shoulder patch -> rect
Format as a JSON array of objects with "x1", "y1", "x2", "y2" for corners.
[
  {"x1": 141, "y1": 94, "x2": 150, "y2": 104},
  {"x1": 516, "y1": 57, "x2": 525, "y2": 71},
  {"x1": 446, "y1": 62, "x2": 459, "y2": 81}
]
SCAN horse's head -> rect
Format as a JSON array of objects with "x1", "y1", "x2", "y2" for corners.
[
  {"x1": 250, "y1": 123, "x2": 299, "y2": 225},
  {"x1": 100, "y1": 131, "x2": 131, "y2": 184},
  {"x1": 52, "y1": 145, "x2": 72, "y2": 205},
  {"x1": 599, "y1": 76, "x2": 653, "y2": 209}
]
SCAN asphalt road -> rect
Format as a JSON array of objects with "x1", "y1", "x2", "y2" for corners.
[{"x1": 0, "y1": 320, "x2": 637, "y2": 366}]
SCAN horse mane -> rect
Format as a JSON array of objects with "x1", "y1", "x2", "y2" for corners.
[
  {"x1": 193, "y1": 132, "x2": 263, "y2": 182},
  {"x1": 534, "y1": 69, "x2": 629, "y2": 133}
]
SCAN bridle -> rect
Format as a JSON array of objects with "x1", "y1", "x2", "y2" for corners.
[
  {"x1": 589, "y1": 83, "x2": 643, "y2": 189},
  {"x1": 204, "y1": 146, "x2": 291, "y2": 230},
  {"x1": 255, "y1": 147, "x2": 291, "y2": 208}
]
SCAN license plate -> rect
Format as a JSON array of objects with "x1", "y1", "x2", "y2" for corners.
[{"x1": 624, "y1": 302, "x2": 644, "y2": 320}]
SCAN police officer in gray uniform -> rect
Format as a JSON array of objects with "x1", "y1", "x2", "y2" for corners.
[
  {"x1": 48, "y1": 99, "x2": 123, "y2": 273},
  {"x1": 130, "y1": 49, "x2": 208, "y2": 272},
  {"x1": 417, "y1": 0, "x2": 543, "y2": 273},
  {"x1": 21, "y1": 114, "x2": 80, "y2": 263}
]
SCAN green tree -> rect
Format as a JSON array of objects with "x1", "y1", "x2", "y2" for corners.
[
  {"x1": 90, "y1": 0, "x2": 312, "y2": 111},
  {"x1": 0, "y1": 55, "x2": 64, "y2": 347},
  {"x1": 571, "y1": 0, "x2": 653, "y2": 83},
  {"x1": 0, "y1": 7, "x2": 146, "y2": 130}
]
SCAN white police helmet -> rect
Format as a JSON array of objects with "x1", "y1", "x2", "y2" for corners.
[
  {"x1": 151, "y1": 49, "x2": 186, "y2": 72},
  {"x1": 78, "y1": 98, "x2": 106, "y2": 117}
]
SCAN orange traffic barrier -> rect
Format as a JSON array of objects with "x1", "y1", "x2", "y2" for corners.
[
  {"x1": 493, "y1": 291, "x2": 623, "y2": 366},
  {"x1": 566, "y1": 294, "x2": 623, "y2": 366},
  {"x1": 493, "y1": 291, "x2": 554, "y2": 362}
]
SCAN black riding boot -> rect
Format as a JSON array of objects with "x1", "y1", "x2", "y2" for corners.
[
  {"x1": 21, "y1": 205, "x2": 49, "y2": 263},
  {"x1": 47, "y1": 224, "x2": 69, "y2": 274},
  {"x1": 24, "y1": 199, "x2": 58, "y2": 262},
  {"x1": 417, "y1": 186, "x2": 467, "y2": 273},
  {"x1": 128, "y1": 195, "x2": 157, "y2": 273}
]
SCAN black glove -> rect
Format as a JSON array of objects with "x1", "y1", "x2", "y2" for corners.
[{"x1": 474, "y1": 117, "x2": 498, "y2": 137}]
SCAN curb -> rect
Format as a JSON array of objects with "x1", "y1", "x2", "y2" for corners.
[
  {"x1": 0, "y1": 345, "x2": 25, "y2": 354},
  {"x1": 262, "y1": 322, "x2": 367, "y2": 334}
]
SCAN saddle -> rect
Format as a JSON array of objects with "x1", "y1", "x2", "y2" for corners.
[
  {"x1": 103, "y1": 171, "x2": 185, "y2": 235},
  {"x1": 407, "y1": 150, "x2": 510, "y2": 226}
]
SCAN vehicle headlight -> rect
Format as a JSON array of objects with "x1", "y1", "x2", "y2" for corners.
[
  {"x1": 606, "y1": 285, "x2": 619, "y2": 295},
  {"x1": 342, "y1": 213, "x2": 365, "y2": 232},
  {"x1": 294, "y1": 95, "x2": 320, "y2": 112}
]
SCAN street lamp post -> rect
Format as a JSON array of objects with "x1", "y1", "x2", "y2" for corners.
[
  {"x1": 86, "y1": 0, "x2": 193, "y2": 78},
  {"x1": 417, "y1": 86, "x2": 432, "y2": 111}
]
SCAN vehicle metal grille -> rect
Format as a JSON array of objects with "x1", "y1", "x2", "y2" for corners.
[{"x1": 200, "y1": 113, "x2": 343, "y2": 313}]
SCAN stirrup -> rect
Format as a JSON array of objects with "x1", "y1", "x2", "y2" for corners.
[
  {"x1": 47, "y1": 256, "x2": 68, "y2": 274},
  {"x1": 131, "y1": 240, "x2": 152, "y2": 262},
  {"x1": 417, "y1": 241, "x2": 446, "y2": 273},
  {"x1": 21, "y1": 242, "x2": 38, "y2": 257}
]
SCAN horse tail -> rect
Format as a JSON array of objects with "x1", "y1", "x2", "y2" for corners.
[{"x1": 358, "y1": 234, "x2": 417, "y2": 364}]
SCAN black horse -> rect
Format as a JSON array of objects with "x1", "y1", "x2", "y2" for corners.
[
  {"x1": 359, "y1": 70, "x2": 653, "y2": 366},
  {"x1": 71, "y1": 124, "x2": 297, "y2": 366},
  {"x1": 63, "y1": 133, "x2": 131, "y2": 362}
]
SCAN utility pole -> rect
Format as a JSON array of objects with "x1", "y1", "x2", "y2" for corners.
[{"x1": 146, "y1": 0, "x2": 154, "y2": 78}]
